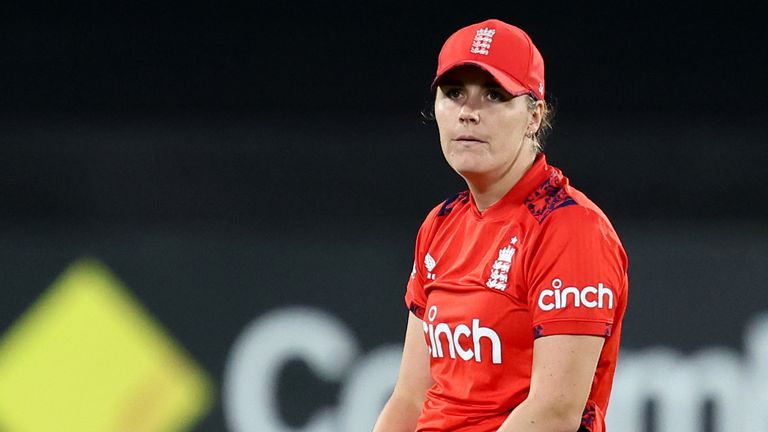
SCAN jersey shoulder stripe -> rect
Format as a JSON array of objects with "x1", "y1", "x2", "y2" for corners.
[
  {"x1": 437, "y1": 190, "x2": 470, "y2": 217},
  {"x1": 524, "y1": 172, "x2": 577, "y2": 223}
]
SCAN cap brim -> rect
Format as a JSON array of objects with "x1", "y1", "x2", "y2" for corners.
[{"x1": 431, "y1": 60, "x2": 531, "y2": 97}]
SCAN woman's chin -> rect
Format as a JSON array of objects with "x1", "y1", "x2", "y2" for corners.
[
  {"x1": 447, "y1": 156, "x2": 492, "y2": 176},
  {"x1": 449, "y1": 156, "x2": 489, "y2": 172}
]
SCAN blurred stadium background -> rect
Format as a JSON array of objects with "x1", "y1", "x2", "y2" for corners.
[{"x1": 1, "y1": 2, "x2": 766, "y2": 431}]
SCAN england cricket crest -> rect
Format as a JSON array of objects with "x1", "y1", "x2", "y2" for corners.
[
  {"x1": 486, "y1": 236, "x2": 518, "y2": 291},
  {"x1": 471, "y1": 27, "x2": 496, "y2": 55}
]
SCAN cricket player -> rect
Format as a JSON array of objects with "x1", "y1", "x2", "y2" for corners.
[{"x1": 373, "y1": 19, "x2": 629, "y2": 432}]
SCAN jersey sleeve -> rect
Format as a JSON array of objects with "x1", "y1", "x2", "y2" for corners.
[
  {"x1": 404, "y1": 209, "x2": 439, "y2": 321},
  {"x1": 525, "y1": 205, "x2": 628, "y2": 338}
]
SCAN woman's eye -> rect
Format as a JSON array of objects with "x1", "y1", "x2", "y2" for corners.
[
  {"x1": 443, "y1": 87, "x2": 463, "y2": 99},
  {"x1": 487, "y1": 90, "x2": 506, "y2": 102}
]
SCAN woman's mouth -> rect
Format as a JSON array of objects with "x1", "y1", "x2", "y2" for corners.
[{"x1": 454, "y1": 135, "x2": 487, "y2": 145}]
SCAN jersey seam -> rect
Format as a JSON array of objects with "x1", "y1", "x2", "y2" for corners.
[{"x1": 532, "y1": 317, "x2": 613, "y2": 326}]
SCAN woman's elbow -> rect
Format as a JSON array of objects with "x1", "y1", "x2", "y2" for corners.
[
  {"x1": 534, "y1": 396, "x2": 586, "y2": 432},
  {"x1": 549, "y1": 414, "x2": 583, "y2": 432}
]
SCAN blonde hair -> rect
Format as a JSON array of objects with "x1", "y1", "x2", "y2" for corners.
[{"x1": 527, "y1": 96, "x2": 554, "y2": 154}]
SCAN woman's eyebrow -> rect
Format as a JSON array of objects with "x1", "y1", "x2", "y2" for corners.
[{"x1": 483, "y1": 81, "x2": 505, "y2": 89}]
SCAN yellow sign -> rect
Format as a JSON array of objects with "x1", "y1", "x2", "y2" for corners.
[{"x1": 0, "y1": 258, "x2": 213, "y2": 432}]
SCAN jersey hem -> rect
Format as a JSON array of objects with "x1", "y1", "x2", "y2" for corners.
[
  {"x1": 532, "y1": 319, "x2": 613, "y2": 338},
  {"x1": 407, "y1": 300, "x2": 426, "y2": 320}
]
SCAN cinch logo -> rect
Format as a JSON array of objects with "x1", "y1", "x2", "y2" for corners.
[
  {"x1": 537, "y1": 278, "x2": 614, "y2": 311},
  {"x1": 422, "y1": 305, "x2": 502, "y2": 364}
]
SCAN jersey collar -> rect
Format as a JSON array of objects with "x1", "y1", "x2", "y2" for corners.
[{"x1": 469, "y1": 153, "x2": 556, "y2": 220}]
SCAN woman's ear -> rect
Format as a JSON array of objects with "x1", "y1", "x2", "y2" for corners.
[{"x1": 529, "y1": 100, "x2": 545, "y2": 134}]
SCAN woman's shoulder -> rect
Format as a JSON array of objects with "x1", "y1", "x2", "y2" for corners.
[
  {"x1": 535, "y1": 197, "x2": 625, "y2": 254},
  {"x1": 417, "y1": 190, "x2": 471, "y2": 233},
  {"x1": 522, "y1": 167, "x2": 615, "y2": 233},
  {"x1": 434, "y1": 190, "x2": 471, "y2": 217}
]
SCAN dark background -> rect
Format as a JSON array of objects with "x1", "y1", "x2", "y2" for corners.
[
  {"x1": 3, "y1": 2, "x2": 767, "y2": 224},
  {"x1": 1, "y1": 1, "x2": 767, "y2": 430}
]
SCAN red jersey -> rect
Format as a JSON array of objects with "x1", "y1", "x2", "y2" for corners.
[{"x1": 405, "y1": 155, "x2": 628, "y2": 432}]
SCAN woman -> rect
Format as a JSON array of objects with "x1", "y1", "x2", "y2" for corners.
[{"x1": 373, "y1": 19, "x2": 628, "y2": 432}]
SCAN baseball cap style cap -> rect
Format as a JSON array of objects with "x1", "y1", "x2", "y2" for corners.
[{"x1": 433, "y1": 19, "x2": 545, "y2": 100}]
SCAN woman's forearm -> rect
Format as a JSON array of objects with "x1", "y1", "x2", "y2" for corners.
[
  {"x1": 496, "y1": 396, "x2": 583, "y2": 432},
  {"x1": 372, "y1": 393, "x2": 422, "y2": 432}
]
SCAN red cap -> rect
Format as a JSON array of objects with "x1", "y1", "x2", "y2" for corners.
[{"x1": 433, "y1": 19, "x2": 545, "y2": 100}]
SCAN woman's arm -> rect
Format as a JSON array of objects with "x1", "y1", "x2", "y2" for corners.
[
  {"x1": 372, "y1": 311, "x2": 434, "y2": 432},
  {"x1": 497, "y1": 335, "x2": 605, "y2": 432}
]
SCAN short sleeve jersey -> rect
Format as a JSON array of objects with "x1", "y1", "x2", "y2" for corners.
[{"x1": 405, "y1": 155, "x2": 628, "y2": 432}]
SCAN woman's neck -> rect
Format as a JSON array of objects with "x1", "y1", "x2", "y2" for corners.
[{"x1": 466, "y1": 153, "x2": 536, "y2": 213}]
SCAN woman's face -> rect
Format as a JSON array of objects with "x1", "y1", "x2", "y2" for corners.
[{"x1": 434, "y1": 66, "x2": 537, "y2": 184}]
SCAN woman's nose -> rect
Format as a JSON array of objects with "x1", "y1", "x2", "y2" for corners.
[{"x1": 459, "y1": 103, "x2": 480, "y2": 124}]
